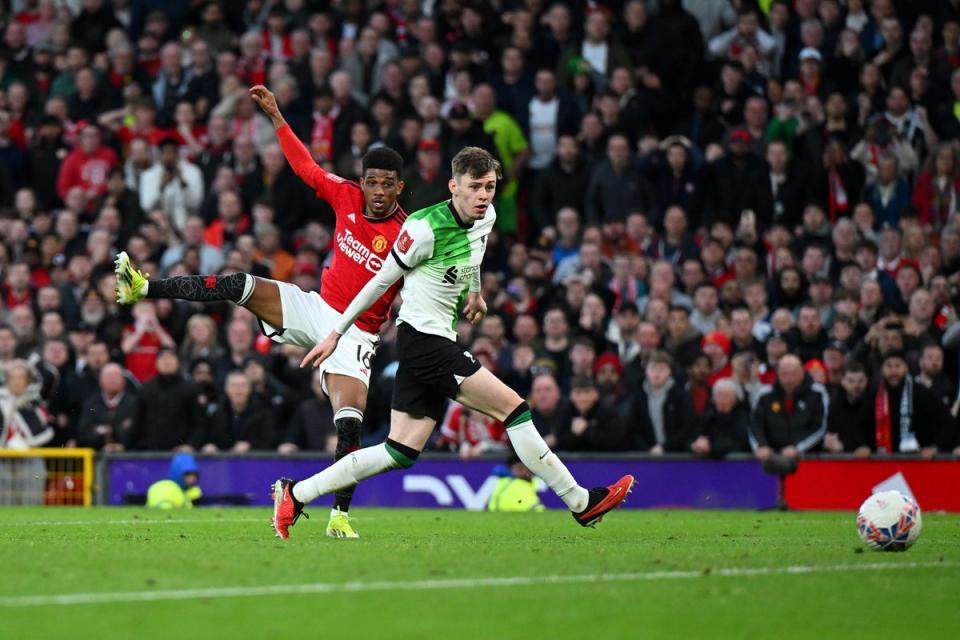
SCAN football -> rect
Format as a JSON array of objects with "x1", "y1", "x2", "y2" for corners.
[{"x1": 856, "y1": 490, "x2": 923, "y2": 551}]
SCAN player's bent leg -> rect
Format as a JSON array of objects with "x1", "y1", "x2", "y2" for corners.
[
  {"x1": 385, "y1": 410, "x2": 437, "y2": 452},
  {"x1": 456, "y1": 368, "x2": 633, "y2": 525},
  {"x1": 240, "y1": 278, "x2": 284, "y2": 330},
  {"x1": 324, "y1": 373, "x2": 370, "y2": 539},
  {"x1": 115, "y1": 250, "x2": 259, "y2": 309},
  {"x1": 454, "y1": 365, "x2": 524, "y2": 422},
  {"x1": 456, "y1": 368, "x2": 588, "y2": 510}
]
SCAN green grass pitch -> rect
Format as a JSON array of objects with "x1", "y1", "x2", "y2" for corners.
[{"x1": 1, "y1": 507, "x2": 958, "y2": 639}]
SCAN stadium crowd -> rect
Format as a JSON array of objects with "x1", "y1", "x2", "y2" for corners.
[{"x1": 2, "y1": 0, "x2": 960, "y2": 462}]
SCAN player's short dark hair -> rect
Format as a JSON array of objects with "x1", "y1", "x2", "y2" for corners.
[
  {"x1": 361, "y1": 146, "x2": 403, "y2": 178},
  {"x1": 451, "y1": 146, "x2": 503, "y2": 180}
]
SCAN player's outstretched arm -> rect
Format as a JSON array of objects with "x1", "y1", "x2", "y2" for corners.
[
  {"x1": 300, "y1": 254, "x2": 407, "y2": 369},
  {"x1": 249, "y1": 84, "x2": 330, "y2": 195}
]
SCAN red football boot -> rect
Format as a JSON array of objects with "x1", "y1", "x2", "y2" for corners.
[
  {"x1": 573, "y1": 474, "x2": 635, "y2": 528},
  {"x1": 271, "y1": 478, "x2": 308, "y2": 539}
]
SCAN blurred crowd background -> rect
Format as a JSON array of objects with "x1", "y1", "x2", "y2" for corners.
[{"x1": 2, "y1": 0, "x2": 960, "y2": 460}]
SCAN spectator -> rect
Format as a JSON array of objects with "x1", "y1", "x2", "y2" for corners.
[
  {"x1": 536, "y1": 308, "x2": 571, "y2": 380},
  {"x1": 203, "y1": 189, "x2": 251, "y2": 251},
  {"x1": 791, "y1": 304, "x2": 830, "y2": 363},
  {"x1": 438, "y1": 404, "x2": 508, "y2": 459},
  {"x1": 752, "y1": 140, "x2": 806, "y2": 229},
  {"x1": 594, "y1": 352, "x2": 623, "y2": 402},
  {"x1": 814, "y1": 138, "x2": 865, "y2": 222},
  {"x1": 486, "y1": 453, "x2": 545, "y2": 513},
  {"x1": 139, "y1": 137, "x2": 204, "y2": 230},
  {"x1": 202, "y1": 370, "x2": 276, "y2": 453},
  {"x1": 55, "y1": 124, "x2": 119, "y2": 211},
  {"x1": 243, "y1": 355, "x2": 296, "y2": 429},
  {"x1": 624, "y1": 350, "x2": 697, "y2": 453},
  {"x1": 2, "y1": 262, "x2": 35, "y2": 310},
  {"x1": 824, "y1": 361, "x2": 874, "y2": 457},
  {"x1": 690, "y1": 283, "x2": 721, "y2": 335},
  {"x1": 708, "y1": 6, "x2": 776, "y2": 74},
  {"x1": 400, "y1": 138, "x2": 449, "y2": 213},
  {"x1": 585, "y1": 133, "x2": 657, "y2": 226},
  {"x1": 691, "y1": 377, "x2": 751, "y2": 458},
  {"x1": 862, "y1": 155, "x2": 911, "y2": 228},
  {"x1": 557, "y1": 7, "x2": 631, "y2": 91},
  {"x1": 606, "y1": 301, "x2": 642, "y2": 365},
  {"x1": 706, "y1": 128, "x2": 766, "y2": 227},
  {"x1": 554, "y1": 376, "x2": 624, "y2": 452},
  {"x1": 252, "y1": 222, "x2": 295, "y2": 283},
  {"x1": 213, "y1": 316, "x2": 256, "y2": 385},
  {"x1": 663, "y1": 304, "x2": 702, "y2": 368},
  {"x1": 730, "y1": 306, "x2": 764, "y2": 358},
  {"x1": 645, "y1": 137, "x2": 705, "y2": 223},
  {"x1": 77, "y1": 363, "x2": 139, "y2": 452},
  {"x1": 131, "y1": 348, "x2": 198, "y2": 450},
  {"x1": 915, "y1": 343, "x2": 955, "y2": 409},
  {"x1": 650, "y1": 207, "x2": 699, "y2": 264},
  {"x1": 472, "y1": 83, "x2": 529, "y2": 233},
  {"x1": 160, "y1": 215, "x2": 225, "y2": 274},
  {"x1": 442, "y1": 102, "x2": 499, "y2": 169},
  {"x1": 912, "y1": 143, "x2": 960, "y2": 232},
  {"x1": 0, "y1": 359, "x2": 54, "y2": 449},
  {"x1": 750, "y1": 354, "x2": 828, "y2": 461},
  {"x1": 27, "y1": 115, "x2": 70, "y2": 210},
  {"x1": 121, "y1": 301, "x2": 176, "y2": 383},
  {"x1": 279, "y1": 367, "x2": 335, "y2": 454},
  {"x1": 0, "y1": 360, "x2": 53, "y2": 504},
  {"x1": 702, "y1": 330, "x2": 733, "y2": 387},
  {"x1": 870, "y1": 350, "x2": 956, "y2": 457},
  {"x1": 530, "y1": 135, "x2": 589, "y2": 233}
]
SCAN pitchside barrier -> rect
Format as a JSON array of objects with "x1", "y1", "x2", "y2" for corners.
[
  {"x1": 95, "y1": 452, "x2": 960, "y2": 512},
  {"x1": 0, "y1": 448, "x2": 95, "y2": 506}
]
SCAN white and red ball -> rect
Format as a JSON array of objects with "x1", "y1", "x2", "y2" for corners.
[{"x1": 856, "y1": 490, "x2": 922, "y2": 551}]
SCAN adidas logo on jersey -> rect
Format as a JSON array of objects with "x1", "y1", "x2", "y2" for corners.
[
  {"x1": 443, "y1": 266, "x2": 458, "y2": 284},
  {"x1": 347, "y1": 213, "x2": 356, "y2": 222}
]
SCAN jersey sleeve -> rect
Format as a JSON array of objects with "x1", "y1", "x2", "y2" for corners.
[
  {"x1": 334, "y1": 251, "x2": 407, "y2": 335},
  {"x1": 275, "y1": 123, "x2": 353, "y2": 202},
  {"x1": 390, "y1": 217, "x2": 435, "y2": 271}
]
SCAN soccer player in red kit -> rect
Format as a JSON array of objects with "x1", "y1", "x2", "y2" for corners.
[{"x1": 114, "y1": 85, "x2": 406, "y2": 539}]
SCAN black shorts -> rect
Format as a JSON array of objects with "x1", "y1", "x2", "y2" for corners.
[{"x1": 392, "y1": 322, "x2": 482, "y2": 423}]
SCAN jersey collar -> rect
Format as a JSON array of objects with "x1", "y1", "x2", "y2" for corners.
[
  {"x1": 363, "y1": 202, "x2": 402, "y2": 224},
  {"x1": 447, "y1": 200, "x2": 474, "y2": 229}
]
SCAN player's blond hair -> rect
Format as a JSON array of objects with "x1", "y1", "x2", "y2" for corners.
[{"x1": 451, "y1": 147, "x2": 502, "y2": 180}]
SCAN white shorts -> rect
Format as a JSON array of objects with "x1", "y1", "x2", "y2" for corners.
[{"x1": 259, "y1": 282, "x2": 379, "y2": 391}]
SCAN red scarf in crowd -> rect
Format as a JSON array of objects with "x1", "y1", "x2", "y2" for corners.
[
  {"x1": 827, "y1": 167, "x2": 849, "y2": 221},
  {"x1": 874, "y1": 378, "x2": 918, "y2": 453}
]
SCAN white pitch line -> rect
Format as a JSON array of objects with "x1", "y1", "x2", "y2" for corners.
[
  {"x1": 0, "y1": 518, "x2": 267, "y2": 526},
  {"x1": 0, "y1": 561, "x2": 956, "y2": 608}
]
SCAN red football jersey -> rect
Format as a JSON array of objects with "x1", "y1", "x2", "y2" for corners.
[{"x1": 277, "y1": 124, "x2": 405, "y2": 333}]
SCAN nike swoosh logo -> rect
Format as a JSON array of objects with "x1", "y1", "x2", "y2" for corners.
[
  {"x1": 538, "y1": 450, "x2": 550, "y2": 460},
  {"x1": 581, "y1": 486, "x2": 625, "y2": 519}
]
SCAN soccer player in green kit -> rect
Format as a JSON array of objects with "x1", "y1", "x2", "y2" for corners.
[{"x1": 271, "y1": 147, "x2": 634, "y2": 538}]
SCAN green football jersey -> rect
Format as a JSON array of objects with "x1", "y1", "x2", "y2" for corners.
[{"x1": 390, "y1": 200, "x2": 495, "y2": 340}]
